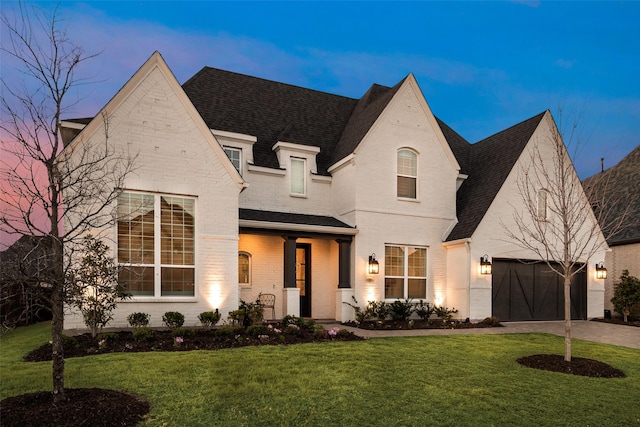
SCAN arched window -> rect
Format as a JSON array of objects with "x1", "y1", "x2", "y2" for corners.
[
  {"x1": 238, "y1": 252, "x2": 251, "y2": 285},
  {"x1": 397, "y1": 149, "x2": 417, "y2": 199},
  {"x1": 537, "y1": 189, "x2": 549, "y2": 220}
]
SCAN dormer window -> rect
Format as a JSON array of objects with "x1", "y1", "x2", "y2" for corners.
[
  {"x1": 397, "y1": 149, "x2": 417, "y2": 199},
  {"x1": 290, "y1": 157, "x2": 306, "y2": 196},
  {"x1": 223, "y1": 147, "x2": 242, "y2": 173}
]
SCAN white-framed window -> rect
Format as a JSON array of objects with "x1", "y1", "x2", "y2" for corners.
[
  {"x1": 397, "y1": 149, "x2": 417, "y2": 199},
  {"x1": 238, "y1": 252, "x2": 251, "y2": 285},
  {"x1": 117, "y1": 191, "x2": 195, "y2": 297},
  {"x1": 224, "y1": 147, "x2": 242, "y2": 174},
  {"x1": 290, "y1": 157, "x2": 306, "y2": 196},
  {"x1": 537, "y1": 188, "x2": 549, "y2": 220},
  {"x1": 384, "y1": 245, "x2": 427, "y2": 299}
]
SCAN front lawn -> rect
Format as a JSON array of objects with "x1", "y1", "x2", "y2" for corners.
[{"x1": 2, "y1": 322, "x2": 639, "y2": 426}]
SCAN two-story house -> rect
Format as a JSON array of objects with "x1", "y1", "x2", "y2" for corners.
[{"x1": 61, "y1": 52, "x2": 607, "y2": 329}]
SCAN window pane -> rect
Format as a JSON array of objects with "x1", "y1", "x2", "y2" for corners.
[
  {"x1": 397, "y1": 150, "x2": 417, "y2": 176},
  {"x1": 408, "y1": 278, "x2": 426, "y2": 299},
  {"x1": 537, "y1": 190, "x2": 548, "y2": 219},
  {"x1": 161, "y1": 267, "x2": 195, "y2": 296},
  {"x1": 117, "y1": 193, "x2": 154, "y2": 264},
  {"x1": 119, "y1": 266, "x2": 154, "y2": 296},
  {"x1": 385, "y1": 278, "x2": 404, "y2": 299},
  {"x1": 224, "y1": 147, "x2": 241, "y2": 172},
  {"x1": 291, "y1": 158, "x2": 305, "y2": 194},
  {"x1": 397, "y1": 176, "x2": 417, "y2": 198},
  {"x1": 385, "y1": 246, "x2": 404, "y2": 277},
  {"x1": 160, "y1": 196, "x2": 195, "y2": 266},
  {"x1": 407, "y1": 247, "x2": 426, "y2": 277},
  {"x1": 239, "y1": 253, "x2": 250, "y2": 284}
]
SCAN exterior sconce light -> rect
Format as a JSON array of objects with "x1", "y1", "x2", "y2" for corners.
[
  {"x1": 368, "y1": 254, "x2": 379, "y2": 275},
  {"x1": 595, "y1": 261, "x2": 607, "y2": 280},
  {"x1": 480, "y1": 254, "x2": 492, "y2": 275}
]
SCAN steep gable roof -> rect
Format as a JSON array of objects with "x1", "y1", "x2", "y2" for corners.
[
  {"x1": 446, "y1": 111, "x2": 547, "y2": 241},
  {"x1": 331, "y1": 80, "x2": 405, "y2": 165},
  {"x1": 182, "y1": 68, "x2": 361, "y2": 175},
  {"x1": 436, "y1": 117, "x2": 471, "y2": 175},
  {"x1": 583, "y1": 144, "x2": 640, "y2": 245}
]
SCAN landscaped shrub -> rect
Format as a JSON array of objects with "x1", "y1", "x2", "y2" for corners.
[
  {"x1": 133, "y1": 327, "x2": 156, "y2": 342},
  {"x1": 611, "y1": 270, "x2": 640, "y2": 322},
  {"x1": 198, "y1": 310, "x2": 221, "y2": 328},
  {"x1": 389, "y1": 299, "x2": 414, "y2": 321},
  {"x1": 343, "y1": 297, "x2": 371, "y2": 323},
  {"x1": 97, "y1": 332, "x2": 119, "y2": 342},
  {"x1": 228, "y1": 299, "x2": 264, "y2": 326},
  {"x1": 171, "y1": 327, "x2": 194, "y2": 338},
  {"x1": 479, "y1": 316, "x2": 501, "y2": 327},
  {"x1": 246, "y1": 324, "x2": 270, "y2": 337},
  {"x1": 434, "y1": 305, "x2": 458, "y2": 321},
  {"x1": 367, "y1": 300, "x2": 390, "y2": 321},
  {"x1": 162, "y1": 311, "x2": 185, "y2": 329},
  {"x1": 215, "y1": 324, "x2": 244, "y2": 337},
  {"x1": 127, "y1": 312, "x2": 150, "y2": 328},
  {"x1": 415, "y1": 300, "x2": 435, "y2": 321}
]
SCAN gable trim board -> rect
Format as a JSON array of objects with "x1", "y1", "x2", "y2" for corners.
[{"x1": 61, "y1": 52, "x2": 607, "y2": 329}]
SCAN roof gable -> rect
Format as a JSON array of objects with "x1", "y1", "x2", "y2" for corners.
[
  {"x1": 59, "y1": 52, "x2": 245, "y2": 191},
  {"x1": 446, "y1": 111, "x2": 547, "y2": 241},
  {"x1": 583, "y1": 144, "x2": 640, "y2": 245}
]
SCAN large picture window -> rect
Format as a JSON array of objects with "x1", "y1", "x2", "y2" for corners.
[
  {"x1": 118, "y1": 192, "x2": 195, "y2": 297},
  {"x1": 397, "y1": 149, "x2": 417, "y2": 199},
  {"x1": 384, "y1": 245, "x2": 426, "y2": 299}
]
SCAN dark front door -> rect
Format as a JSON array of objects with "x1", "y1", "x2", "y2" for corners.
[
  {"x1": 492, "y1": 259, "x2": 587, "y2": 321},
  {"x1": 296, "y1": 244, "x2": 311, "y2": 317}
]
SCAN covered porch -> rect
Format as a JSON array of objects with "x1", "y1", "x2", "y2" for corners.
[{"x1": 238, "y1": 209, "x2": 357, "y2": 321}]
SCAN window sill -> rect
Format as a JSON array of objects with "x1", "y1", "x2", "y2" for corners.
[
  {"x1": 397, "y1": 197, "x2": 420, "y2": 203},
  {"x1": 290, "y1": 193, "x2": 307, "y2": 198},
  {"x1": 121, "y1": 297, "x2": 198, "y2": 303}
]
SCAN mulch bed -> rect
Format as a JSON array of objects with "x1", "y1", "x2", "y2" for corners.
[
  {"x1": 0, "y1": 388, "x2": 150, "y2": 427},
  {"x1": 517, "y1": 354, "x2": 626, "y2": 378}
]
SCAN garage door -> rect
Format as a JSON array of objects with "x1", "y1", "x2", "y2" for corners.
[{"x1": 492, "y1": 259, "x2": 587, "y2": 321}]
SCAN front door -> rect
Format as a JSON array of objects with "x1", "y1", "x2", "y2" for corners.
[{"x1": 296, "y1": 244, "x2": 311, "y2": 317}]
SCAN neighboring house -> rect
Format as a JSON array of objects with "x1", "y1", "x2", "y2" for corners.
[
  {"x1": 60, "y1": 52, "x2": 607, "y2": 329},
  {"x1": 0, "y1": 235, "x2": 54, "y2": 327},
  {"x1": 583, "y1": 145, "x2": 640, "y2": 314}
]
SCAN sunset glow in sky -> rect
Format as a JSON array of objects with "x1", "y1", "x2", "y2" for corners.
[{"x1": 2, "y1": 1, "x2": 639, "y2": 247}]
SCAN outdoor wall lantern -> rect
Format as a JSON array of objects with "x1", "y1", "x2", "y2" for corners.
[
  {"x1": 480, "y1": 254, "x2": 492, "y2": 275},
  {"x1": 595, "y1": 261, "x2": 607, "y2": 280},
  {"x1": 368, "y1": 254, "x2": 379, "y2": 275}
]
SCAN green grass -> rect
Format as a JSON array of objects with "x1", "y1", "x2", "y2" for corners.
[{"x1": 2, "y1": 322, "x2": 639, "y2": 426}]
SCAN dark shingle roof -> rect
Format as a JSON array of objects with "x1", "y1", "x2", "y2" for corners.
[
  {"x1": 436, "y1": 117, "x2": 471, "y2": 175},
  {"x1": 239, "y1": 208, "x2": 354, "y2": 229},
  {"x1": 446, "y1": 111, "x2": 547, "y2": 241},
  {"x1": 331, "y1": 81, "x2": 405, "y2": 165},
  {"x1": 182, "y1": 68, "x2": 363, "y2": 175},
  {"x1": 583, "y1": 145, "x2": 640, "y2": 245}
]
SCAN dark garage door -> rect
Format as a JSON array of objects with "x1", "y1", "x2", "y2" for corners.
[{"x1": 492, "y1": 259, "x2": 587, "y2": 321}]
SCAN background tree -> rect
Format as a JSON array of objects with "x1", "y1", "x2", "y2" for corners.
[
  {"x1": 1, "y1": 3, "x2": 134, "y2": 400},
  {"x1": 503, "y1": 111, "x2": 629, "y2": 362},
  {"x1": 67, "y1": 236, "x2": 129, "y2": 338},
  {"x1": 610, "y1": 270, "x2": 640, "y2": 323}
]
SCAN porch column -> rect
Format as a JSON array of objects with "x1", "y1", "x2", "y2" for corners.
[
  {"x1": 336, "y1": 238, "x2": 352, "y2": 288},
  {"x1": 282, "y1": 235, "x2": 300, "y2": 317},
  {"x1": 335, "y1": 238, "x2": 354, "y2": 322},
  {"x1": 283, "y1": 235, "x2": 298, "y2": 288}
]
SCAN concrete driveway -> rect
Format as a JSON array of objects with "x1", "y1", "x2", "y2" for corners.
[{"x1": 332, "y1": 320, "x2": 640, "y2": 349}]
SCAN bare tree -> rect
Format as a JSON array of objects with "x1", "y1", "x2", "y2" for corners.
[
  {"x1": 1, "y1": 4, "x2": 134, "y2": 401},
  {"x1": 503, "y1": 112, "x2": 628, "y2": 362}
]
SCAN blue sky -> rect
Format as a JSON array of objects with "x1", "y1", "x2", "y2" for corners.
[{"x1": 3, "y1": 1, "x2": 640, "y2": 179}]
